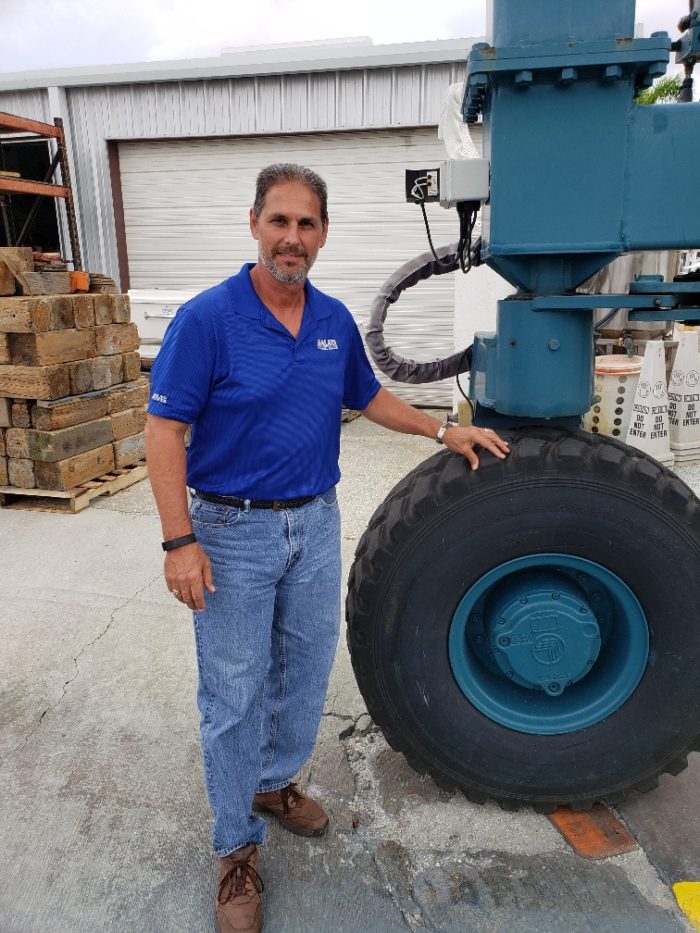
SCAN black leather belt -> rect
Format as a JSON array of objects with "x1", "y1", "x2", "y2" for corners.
[{"x1": 194, "y1": 490, "x2": 316, "y2": 511}]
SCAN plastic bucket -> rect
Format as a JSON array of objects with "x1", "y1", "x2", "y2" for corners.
[{"x1": 583, "y1": 355, "x2": 643, "y2": 440}]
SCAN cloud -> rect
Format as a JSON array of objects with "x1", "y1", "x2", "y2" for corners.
[
  {"x1": 142, "y1": 0, "x2": 487, "y2": 60},
  {"x1": 0, "y1": 0, "x2": 687, "y2": 74},
  {"x1": 0, "y1": 0, "x2": 158, "y2": 71}
]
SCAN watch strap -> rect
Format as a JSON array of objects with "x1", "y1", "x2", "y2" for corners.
[
  {"x1": 162, "y1": 533, "x2": 197, "y2": 551},
  {"x1": 435, "y1": 419, "x2": 454, "y2": 445}
]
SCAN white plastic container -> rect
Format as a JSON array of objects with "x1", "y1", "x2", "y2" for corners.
[
  {"x1": 583, "y1": 355, "x2": 643, "y2": 440},
  {"x1": 669, "y1": 332, "x2": 700, "y2": 463},
  {"x1": 128, "y1": 289, "x2": 198, "y2": 362},
  {"x1": 625, "y1": 341, "x2": 674, "y2": 466}
]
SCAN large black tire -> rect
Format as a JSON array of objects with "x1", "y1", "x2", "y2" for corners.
[{"x1": 346, "y1": 428, "x2": 700, "y2": 810}]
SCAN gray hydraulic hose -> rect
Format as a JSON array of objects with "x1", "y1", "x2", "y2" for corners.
[{"x1": 365, "y1": 240, "x2": 478, "y2": 384}]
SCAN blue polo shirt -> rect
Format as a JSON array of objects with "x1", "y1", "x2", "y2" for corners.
[{"x1": 148, "y1": 263, "x2": 381, "y2": 498}]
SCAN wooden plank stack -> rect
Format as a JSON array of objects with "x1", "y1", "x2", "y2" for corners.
[{"x1": 0, "y1": 248, "x2": 148, "y2": 495}]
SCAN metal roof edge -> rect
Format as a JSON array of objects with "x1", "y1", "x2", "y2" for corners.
[{"x1": 0, "y1": 38, "x2": 477, "y2": 93}]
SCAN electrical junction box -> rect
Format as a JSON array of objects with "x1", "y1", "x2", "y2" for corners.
[{"x1": 439, "y1": 159, "x2": 490, "y2": 208}]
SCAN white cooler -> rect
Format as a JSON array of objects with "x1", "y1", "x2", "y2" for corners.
[{"x1": 128, "y1": 289, "x2": 199, "y2": 364}]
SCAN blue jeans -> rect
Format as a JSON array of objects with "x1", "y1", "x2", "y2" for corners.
[{"x1": 190, "y1": 488, "x2": 341, "y2": 857}]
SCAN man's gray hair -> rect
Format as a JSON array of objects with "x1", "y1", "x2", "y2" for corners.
[{"x1": 253, "y1": 163, "x2": 328, "y2": 224}]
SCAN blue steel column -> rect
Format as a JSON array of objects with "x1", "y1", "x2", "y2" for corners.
[{"x1": 464, "y1": 0, "x2": 700, "y2": 426}]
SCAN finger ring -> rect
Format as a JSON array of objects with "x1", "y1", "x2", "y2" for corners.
[{"x1": 171, "y1": 588, "x2": 181, "y2": 598}]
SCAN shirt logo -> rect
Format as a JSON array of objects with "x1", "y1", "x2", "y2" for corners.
[
  {"x1": 317, "y1": 338, "x2": 338, "y2": 351},
  {"x1": 151, "y1": 392, "x2": 168, "y2": 404}
]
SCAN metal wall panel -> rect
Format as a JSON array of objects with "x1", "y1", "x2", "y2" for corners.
[
  {"x1": 0, "y1": 89, "x2": 50, "y2": 123},
  {"x1": 3, "y1": 60, "x2": 468, "y2": 312},
  {"x1": 119, "y1": 125, "x2": 482, "y2": 407}
]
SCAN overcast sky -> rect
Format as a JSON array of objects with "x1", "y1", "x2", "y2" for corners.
[{"x1": 0, "y1": 0, "x2": 689, "y2": 73}]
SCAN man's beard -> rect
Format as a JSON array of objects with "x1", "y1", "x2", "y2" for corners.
[{"x1": 258, "y1": 244, "x2": 315, "y2": 284}]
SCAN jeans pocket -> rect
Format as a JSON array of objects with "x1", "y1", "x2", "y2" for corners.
[
  {"x1": 190, "y1": 498, "x2": 242, "y2": 527},
  {"x1": 319, "y1": 486, "x2": 338, "y2": 507}
]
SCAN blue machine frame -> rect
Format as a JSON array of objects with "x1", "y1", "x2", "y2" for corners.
[{"x1": 464, "y1": 0, "x2": 700, "y2": 424}]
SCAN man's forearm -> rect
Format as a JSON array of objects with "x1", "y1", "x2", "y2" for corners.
[
  {"x1": 361, "y1": 386, "x2": 510, "y2": 470},
  {"x1": 144, "y1": 415, "x2": 192, "y2": 539},
  {"x1": 362, "y1": 388, "x2": 441, "y2": 439}
]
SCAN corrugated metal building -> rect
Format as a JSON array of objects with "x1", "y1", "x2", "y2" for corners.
[{"x1": 0, "y1": 39, "x2": 491, "y2": 405}]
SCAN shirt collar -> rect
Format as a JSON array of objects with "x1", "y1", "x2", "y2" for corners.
[{"x1": 226, "y1": 262, "x2": 333, "y2": 323}]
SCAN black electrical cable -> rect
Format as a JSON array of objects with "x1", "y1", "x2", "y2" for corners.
[
  {"x1": 456, "y1": 201, "x2": 479, "y2": 273},
  {"x1": 595, "y1": 307, "x2": 620, "y2": 331},
  {"x1": 455, "y1": 346, "x2": 472, "y2": 400},
  {"x1": 417, "y1": 198, "x2": 456, "y2": 269},
  {"x1": 414, "y1": 182, "x2": 480, "y2": 275},
  {"x1": 456, "y1": 371, "x2": 470, "y2": 401}
]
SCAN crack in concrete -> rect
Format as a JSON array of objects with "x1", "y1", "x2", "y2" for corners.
[
  {"x1": 369, "y1": 848, "x2": 430, "y2": 932},
  {"x1": 321, "y1": 711, "x2": 356, "y2": 723},
  {"x1": 322, "y1": 710, "x2": 360, "y2": 741},
  {"x1": 1, "y1": 571, "x2": 162, "y2": 764},
  {"x1": 335, "y1": 724, "x2": 430, "y2": 931}
]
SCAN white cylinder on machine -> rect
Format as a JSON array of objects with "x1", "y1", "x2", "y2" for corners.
[
  {"x1": 625, "y1": 340, "x2": 674, "y2": 466},
  {"x1": 583, "y1": 355, "x2": 642, "y2": 440}
]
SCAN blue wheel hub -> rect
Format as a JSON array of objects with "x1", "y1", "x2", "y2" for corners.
[{"x1": 448, "y1": 554, "x2": 649, "y2": 734}]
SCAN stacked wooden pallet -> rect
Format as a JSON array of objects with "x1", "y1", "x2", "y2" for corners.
[{"x1": 0, "y1": 250, "x2": 148, "y2": 499}]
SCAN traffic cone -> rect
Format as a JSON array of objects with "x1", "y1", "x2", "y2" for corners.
[
  {"x1": 669, "y1": 332, "x2": 700, "y2": 463},
  {"x1": 625, "y1": 340, "x2": 674, "y2": 466}
]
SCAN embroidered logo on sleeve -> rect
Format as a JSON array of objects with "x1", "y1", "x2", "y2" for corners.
[
  {"x1": 151, "y1": 392, "x2": 168, "y2": 404},
  {"x1": 317, "y1": 338, "x2": 339, "y2": 351}
]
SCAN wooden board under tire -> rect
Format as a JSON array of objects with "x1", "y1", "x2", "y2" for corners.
[{"x1": 0, "y1": 460, "x2": 148, "y2": 513}]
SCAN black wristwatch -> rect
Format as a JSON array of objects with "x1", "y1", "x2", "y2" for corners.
[{"x1": 162, "y1": 533, "x2": 197, "y2": 551}]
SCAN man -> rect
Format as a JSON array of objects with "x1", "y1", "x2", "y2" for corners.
[{"x1": 145, "y1": 163, "x2": 509, "y2": 933}]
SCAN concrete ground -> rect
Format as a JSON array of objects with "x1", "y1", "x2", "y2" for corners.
[{"x1": 1, "y1": 416, "x2": 699, "y2": 932}]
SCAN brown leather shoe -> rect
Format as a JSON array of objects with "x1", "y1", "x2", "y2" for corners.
[
  {"x1": 216, "y1": 843, "x2": 263, "y2": 933},
  {"x1": 253, "y1": 783, "x2": 329, "y2": 837}
]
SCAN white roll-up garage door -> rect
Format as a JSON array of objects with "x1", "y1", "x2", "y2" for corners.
[{"x1": 119, "y1": 127, "x2": 482, "y2": 406}]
